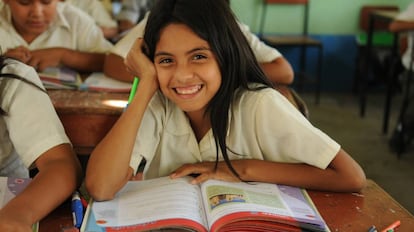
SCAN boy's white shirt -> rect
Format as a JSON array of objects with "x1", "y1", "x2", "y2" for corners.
[
  {"x1": 0, "y1": 2, "x2": 113, "y2": 53},
  {"x1": 66, "y1": 0, "x2": 117, "y2": 28},
  {"x1": 0, "y1": 61, "x2": 70, "y2": 177}
]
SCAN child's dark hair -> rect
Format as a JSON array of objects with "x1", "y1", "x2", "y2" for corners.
[
  {"x1": 0, "y1": 55, "x2": 47, "y2": 115},
  {"x1": 144, "y1": 0, "x2": 274, "y2": 180}
]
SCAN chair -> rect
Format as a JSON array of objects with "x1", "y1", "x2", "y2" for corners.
[
  {"x1": 353, "y1": 5, "x2": 399, "y2": 96},
  {"x1": 258, "y1": 0, "x2": 323, "y2": 104},
  {"x1": 354, "y1": 6, "x2": 401, "y2": 133}
]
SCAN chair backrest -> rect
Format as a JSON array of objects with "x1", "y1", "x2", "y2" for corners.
[
  {"x1": 259, "y1": 0, "x2": 309, "y2": 37},
  {"x1": 359, "y1": 5, "x2": 399, "y2": 32}
]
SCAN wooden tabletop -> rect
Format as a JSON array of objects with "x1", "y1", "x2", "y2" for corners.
[
  {"x1": 39, "y1": 179, "x2": 414, "y2": 232},
  {"x1": 48, "y1": 90, "x2": 128, "y2": 155},
  {"x1": 48, "y1": 90, "x2": 128, "y2": 115}
]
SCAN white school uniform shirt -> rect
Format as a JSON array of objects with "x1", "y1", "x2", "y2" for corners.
[
  {"x1": 0, "y1": 2, "x2": 113, "y2": 53},
  {"x1": 111, "y1": 12, "x2": 282, "y2": 62},
  {"x1": 396, "y1": 2, "x2": 414, "y2": 70},
  {"x1": 0, "y1": 60, "x2": 70, "y2": 178},
  {"x1": 66, "y1": 0, "x2": 117, "y2": 28},
  {"x1": 115, "y1": 0, "x2": 151, "y2": 24},
  {"x1": 130, "y1": 84, "x2": 340, "y2": 179}
]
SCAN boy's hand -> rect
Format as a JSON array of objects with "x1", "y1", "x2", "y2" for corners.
[
  {"x1": 28, "y1": 48, "x2": 66, "y2": 71},
  {"x1": 4, "y1": 46, "x2": 32, "y2": 63}
]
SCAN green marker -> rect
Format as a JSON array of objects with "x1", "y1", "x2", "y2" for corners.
[{"x1": 128, "y1": 77, "x2": 140, "y2": 104}]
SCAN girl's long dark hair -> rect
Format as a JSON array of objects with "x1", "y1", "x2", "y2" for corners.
[
  {"x1": 0, "y1": 55, "x2": 47, "y2": 115},
  {"x1": 144, "y1": 0, "x2": 273, "y2": 180}
]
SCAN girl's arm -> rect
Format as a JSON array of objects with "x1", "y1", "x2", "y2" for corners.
[
  {"x1": 86, "y1": 38, "x2": 159, "y2": 201},
  {"x1": 0, "y1": 144, "x2": 82, "y2": 232},
  {"x1": 171, "y1": 148, "x2": 366, "y2": 192}
]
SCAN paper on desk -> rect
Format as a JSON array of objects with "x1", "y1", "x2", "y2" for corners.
[
  {"x1": 0, "y1": 177, "x2": 31, "y2": 208},
  {"x1": 82, "y1": 72, "x2": 132, "y2": 93}
]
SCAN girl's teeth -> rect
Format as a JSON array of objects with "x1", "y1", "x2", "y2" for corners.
[{"x1": 175, "y1": 85, "x2": 201, "y2": 94}]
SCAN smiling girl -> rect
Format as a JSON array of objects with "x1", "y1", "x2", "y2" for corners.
[{"x1": 85, "y1": 0, "x2": 366, "y2": 201}]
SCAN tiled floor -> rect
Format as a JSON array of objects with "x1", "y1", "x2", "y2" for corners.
[{"x1": 300, "y1": 91, "x2": 414, "y2": 215}]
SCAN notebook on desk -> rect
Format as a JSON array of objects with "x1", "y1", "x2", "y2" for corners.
[
  {"x1": 80, "y1": 72, "x2": 132, "y2": 93},
  {"x1": 38, "y1": 67, "x2": 82, "y2": 90}
]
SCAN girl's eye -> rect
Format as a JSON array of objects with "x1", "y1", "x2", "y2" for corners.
[
  {"x1": 193, "y1": 54, "x2": 207, "y2": 60},
  {"x1": 158, "y1": 58, "x2": 173, "y2": 64},
  {"x1": 17, "y1": 0, "x2": 31, "y2": 5},
  {"x1": 41, "y1": 0, "x2": 53, "y2": 5}
]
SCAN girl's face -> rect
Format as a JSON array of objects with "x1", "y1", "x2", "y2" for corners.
[
  {"x1": 154, "y1": 23, "x2": 221, "y2": 116},
  {"x1": 4, "y1": 0, "x2": 58, "y2": 38}
]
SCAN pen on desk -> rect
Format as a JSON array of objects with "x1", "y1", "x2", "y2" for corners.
[
  {"x1": 128, "y1": 77, "x2": 140, "y2": 104},
  {"x1": 367, "y1": 225, "x2": 377, "y2": 232},
  {"x1": 381, "y1": 220, "x2": 401, "y2": 232},
  {"x1": 71, "y1": 191, "x2": 84, "y2": 228}
]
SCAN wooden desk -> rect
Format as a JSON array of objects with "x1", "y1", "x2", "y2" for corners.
[
  {"x1": 48, "y1": 90, "x2": 128, "y2": 155},
  {"x1": 39, "y1": 180, "x2": 414, "y2": 231},
  {"x1": 361, "y1": 10, "x2": 400, "y2": 133}
]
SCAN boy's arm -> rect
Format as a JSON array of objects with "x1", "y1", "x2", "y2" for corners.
[
  {"x1": 260, "y1": 57, "x2": 294, "y2": 85},
  {"x1": 0, "y1": 144, "x2": 82, "y2": 231},
  {"x1": 389, "y1": 20, "x2": 414, "y2": 33},
  {"x1": 104, "y1": 53, "x2": 135, "y2": 82},
  {"x1": 29, "y1": 48, "x2": 106, "y2": 72}
]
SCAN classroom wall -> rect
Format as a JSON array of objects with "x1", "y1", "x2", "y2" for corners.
[{"x1": 230, "y1": 0, "x2": 413, "y2": 92}]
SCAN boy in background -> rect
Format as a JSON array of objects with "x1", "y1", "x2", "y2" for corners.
[{"x1": 0, "y1": 0, "x2": 113, "y2": 72}]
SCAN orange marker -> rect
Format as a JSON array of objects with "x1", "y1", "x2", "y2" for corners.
[{"x1": 381, "y1": 220, "x2": 401, "y2": 232}]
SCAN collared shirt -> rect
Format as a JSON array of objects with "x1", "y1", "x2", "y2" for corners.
[
  {"x1": 111, "y1": 12, "x2": 282, "y2": 63},
  {"x1": 130, "y1": 85, "x2": 339, "y2": 179},
  {"x1": 0, "y1": 60, "x2": 70, "y2": 177},
  {"x1": 0, "y1": 2, "x2": 113, "y2": 52},
  {"x1": 66, "y1": 0, "x2": 117, "y2": 28}
]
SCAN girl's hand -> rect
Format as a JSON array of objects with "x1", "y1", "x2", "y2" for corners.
[
  {"x1": 125, "y1": 38, "x2": 158, "y2": 87},
  {"x1": 170, "y1": 161, "x2": 241, "y2": 184}
]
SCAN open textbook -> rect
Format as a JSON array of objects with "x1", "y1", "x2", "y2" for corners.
[
  {"x1": 0, "y1": 177, "x2": 38, "y2": 232},
  {"x1": 81, "y1": 176, "x2": 329, "y2": 232},
  {"x1": 81, "y1": 72, "x2": 132, "y2": 92},
  {"x1": 38, "y1": 68, "x2": 132, "y2": 92},
  {"x1": 38, "y1": 67, "x2": 82, "y2": 89}
]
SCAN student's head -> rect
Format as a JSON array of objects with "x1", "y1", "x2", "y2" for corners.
[
  {"x1": 143, "y1": 0, "x2": 272, "y2": 179},
  {"x1": 144, "y1": 0, "x2": 271, "y2": 112},
  {"x1": 3, "y1": 0, "x2": 59, "y2": 37}
]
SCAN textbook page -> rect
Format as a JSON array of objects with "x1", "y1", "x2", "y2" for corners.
[
  {"x1": 91, "y1": 176, "x2": 208, "y2": 231},
  {"x1": 200, "y1": 180, "x2": 327, "y2": 232}
]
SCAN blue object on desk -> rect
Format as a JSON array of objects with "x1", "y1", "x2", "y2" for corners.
[{"x1": 72, "y1": 191, "x2": 84, "y2": 228}]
